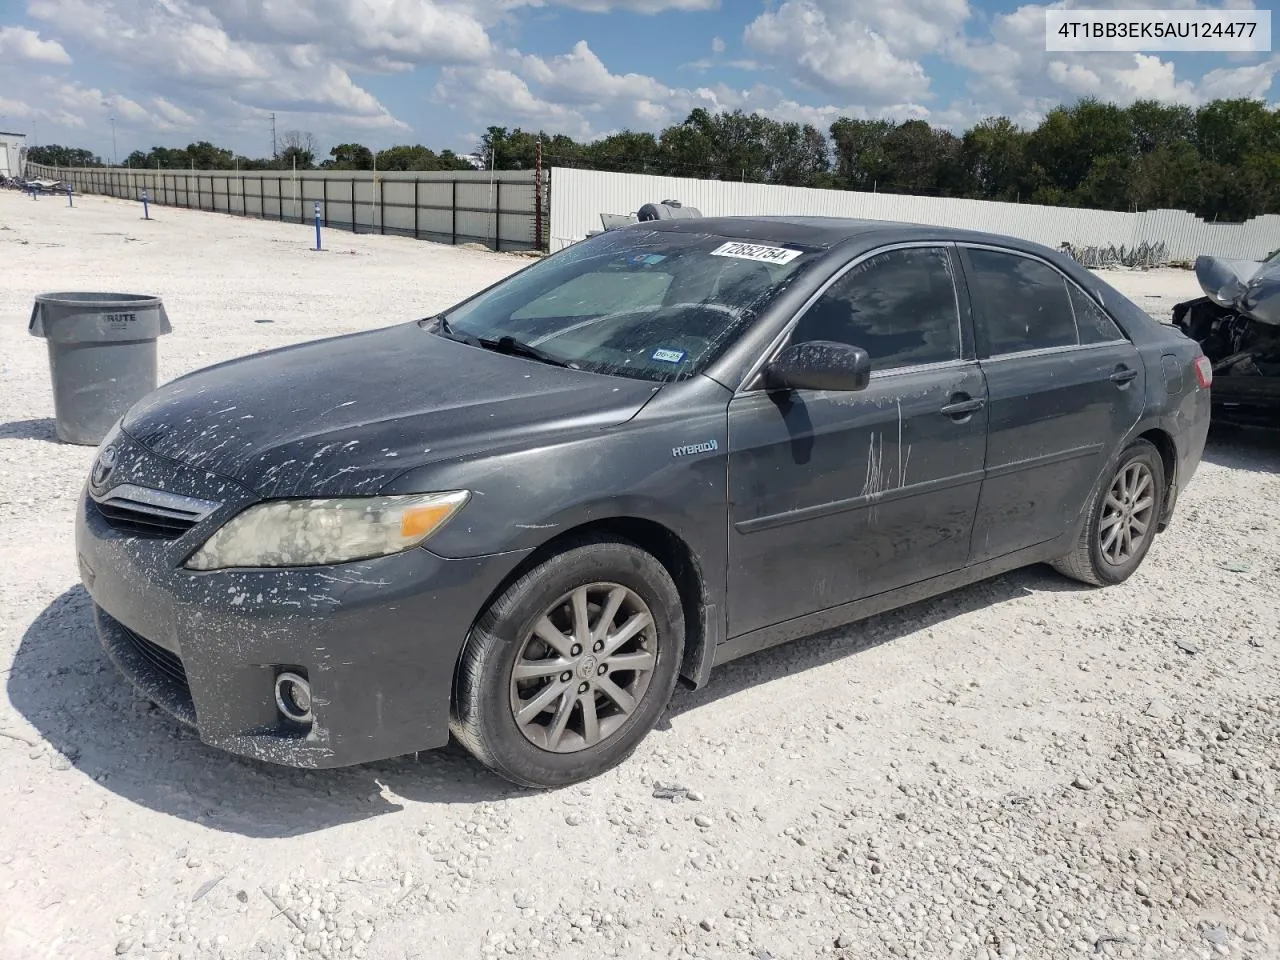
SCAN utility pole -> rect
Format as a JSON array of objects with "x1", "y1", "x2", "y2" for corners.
[
  {"x1": 110, "y1": 116, "x2": 118, "y2": 167},
  {"x1": 270, "y1": 113, "x2": 277, "y2": 159}
]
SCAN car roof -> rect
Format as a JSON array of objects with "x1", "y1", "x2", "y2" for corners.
[{"x1": 636, "y1": 215, "x2": 1061, "y2": 258}]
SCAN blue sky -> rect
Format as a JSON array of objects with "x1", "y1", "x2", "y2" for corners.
[{"x1": 0, "y1": 0, "x2": 1275, "y2": 163}]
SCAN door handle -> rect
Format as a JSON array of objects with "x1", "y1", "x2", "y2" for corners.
[
  {"x1": 940, "y1": 397, "x2": 986, "y2": 417},
  {"x1": 1110, "y1": 367, "x2": 1138, "y2": 385}
]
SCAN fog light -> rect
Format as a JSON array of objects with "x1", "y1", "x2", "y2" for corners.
[{"x1": 274, "y1": 671, "x2": 313, "y2": 724}]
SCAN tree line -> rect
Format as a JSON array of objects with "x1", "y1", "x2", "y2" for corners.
[{"x1": 25, "y1": 97, "x2": 1280, "y2": 222}]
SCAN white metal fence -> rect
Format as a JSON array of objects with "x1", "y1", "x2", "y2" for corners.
[
  {"x1": 549, "y1": 168, "x2": 1280, "y2": 262},
  {"x1": 26, "y1": 163, "x2": 548, "y2": 252}
]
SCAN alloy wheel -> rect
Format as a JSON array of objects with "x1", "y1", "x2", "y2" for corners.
[
  {"x1": 1099, "y1": 460, "x2": 1155, "y2": 565},
  {"x1": 509, "y1": 583, "x2": 657, "y2": 753}
]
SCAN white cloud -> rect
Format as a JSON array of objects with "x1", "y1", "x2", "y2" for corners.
[
  {"x1": 0, "y1": 25, "x2": 71, "y2": 64},
  {"x1": 212, "y1": 0, "x2": 492, "y2": 67},
  {"x1": 743, "y1": 0, "x2": 970, "y2": 104},
  {"x1": 25, "y1": 0, "x2": 407, "y2": 133},
  {"x1": 1197, "y1": 58, "x2": 1280, "y2": 101},
  {"x1": 532, "y1": 0, "x2": 718, "y2": 11},
  {"x1": 947, "y1": 2, "x2": 1275, "y2": 125},
  {"x1": 435, "y1": 66, "x2": 597, "y2": 139},
  {"x1": 151, "y1": 97, "x2": 199, "y2": 128},
  {"x1": 6, "y1": 0, "x2": 1276, "y2": 164},
  {"x1": 520, "y1": 41, "x2": 671, "y2": 105}
]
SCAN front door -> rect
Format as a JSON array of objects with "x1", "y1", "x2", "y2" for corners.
[
  {"x1": 726, "y1": 244, "x2": 989, "y2": 638},
  {"x1": 959, "y1": 244, "x2": 1147, "y2": 563}
]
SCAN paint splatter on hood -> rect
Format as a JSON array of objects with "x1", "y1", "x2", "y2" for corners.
[{"x1": 121, "y1": 322, "x2": 659, "y2": 497}]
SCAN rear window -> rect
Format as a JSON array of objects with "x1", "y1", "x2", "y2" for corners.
[
  {"x1": 966, "y1": 248, "x2": 1078, "y2": 356},
  {"x1": 1068, "y1": 283, "x2": 1125, "y2": 344}
]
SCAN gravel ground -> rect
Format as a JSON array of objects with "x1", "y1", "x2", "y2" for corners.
[{"x1": 1, "y1": 192, "x2": 1278, "y2": 960}]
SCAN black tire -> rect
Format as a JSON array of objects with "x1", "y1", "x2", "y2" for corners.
[
  {"x1": 450, "y1": 538, "x2": 685, "y2": 789},
  {"x1": 1052, "y1": 439, "x2": 1166, "y2": 587}
]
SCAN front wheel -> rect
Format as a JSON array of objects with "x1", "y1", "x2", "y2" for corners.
[
  {"x1": 450, "y1": 539, "x2": 685, "y2": 788},
  {"x1": 1052, "y1": 439, "x2": 1166, "y2": 587}
]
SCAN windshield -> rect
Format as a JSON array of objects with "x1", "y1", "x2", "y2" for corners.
[{"x1": 435, "y1": 229, "x2": 821, "y2": 382}]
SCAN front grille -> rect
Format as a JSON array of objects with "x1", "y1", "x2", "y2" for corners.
[
  {"x1": 93, "y1": 499, "x2": 198, "y2": 537},
  {"x1": 90, "y1": 485, "x2": 221, "y2": 540},
  {"x1": 119, "y1": 626, "x2": 188, "y2": 687}
]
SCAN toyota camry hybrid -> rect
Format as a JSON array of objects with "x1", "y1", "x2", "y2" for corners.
[{"x1": 76, "y1": 216, "x2": 1212, "y2": 788}]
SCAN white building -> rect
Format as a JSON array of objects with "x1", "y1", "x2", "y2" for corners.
[{"x1": 0, "y1": 131, "x2": 26, "y2": 177}]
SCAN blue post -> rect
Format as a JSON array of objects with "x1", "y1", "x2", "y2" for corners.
[
  {"x1": 141, "y1": 189, "x2": 150, "y2": 220},
  {"x1": 66, "y1": 183, "x2": 74, "y2": 207},
  {"x1": 313, "y1": 200, "x2": 323, "y2": 251}
]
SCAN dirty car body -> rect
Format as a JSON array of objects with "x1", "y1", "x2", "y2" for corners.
[
  {"x1": 76, "y1": 217, "x2": 1212, "y2": 786},
  {"x1": 1173, "y1": 251, "x2": 1280, "y2": 426}
]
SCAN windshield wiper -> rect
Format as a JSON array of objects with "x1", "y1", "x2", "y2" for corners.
[
  {"x1": 429, "y1": 317, "x2": 574, "y2": 368},
  {"x1": 477, "y1": 335, "x2": 576, "y2": 368},
  {"x1": 428, "y1": 315, "x2": 480, "y2": 345}
]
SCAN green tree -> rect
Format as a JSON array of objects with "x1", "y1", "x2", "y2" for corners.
[
  {"x1": 583, "y1": 130, "x2": 662, "y2": 173},
  {"x1": 374, "y1": 144, "x2": 475, "y2": 171},
  {"x1": 27, "y1": 144, "x2": 103, "y2": 167},
  {"x1": 959, "y1": 117, "x2": 1028, "y2": 201},
  {"x1": 275, "y1": 130, "x2": 316, "y2": 169},
  {"x1": 880, "y1": 120, "x2": 959, "y2": 195},
  {"x1": 1027, "y1": 99, "x2": 1133, "y2": 204},
  {"x1": 185, "y1": 140, "x2": 236, "y2": 169},
  {"x1": 1195, "y1": 98, "x2": 1276, "y2": 167},
  {"x1": 1127, "y1": 100, "x2": 1195, "y2": 155},
  {"x1": 1130, "y1": 141, "x2": 1203, "y2": 212},
  {"x1": 829, "y1": 118, "x2": 895, "y2": 191},
  {"x1": 322, "y1": 143, "x2": 374, "y2": 170},
  {"x1": 765, "y1": 122, "x2": 831, "y2": 187},
  {"x1": 478, "y1": 127, "x2": 581, "y2": 170}
]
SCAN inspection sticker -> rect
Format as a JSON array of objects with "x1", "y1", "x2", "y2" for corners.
[
  {"x1": 710, "y1": 241, "x2": 803, "y2": 265},
  {"x1": 652, "y1": 348, "x2": 687, "y2": 363}
]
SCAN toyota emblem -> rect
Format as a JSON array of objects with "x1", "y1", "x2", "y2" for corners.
[{"x1": 92, "y1": 444, "x2": 118, "y2": 488}]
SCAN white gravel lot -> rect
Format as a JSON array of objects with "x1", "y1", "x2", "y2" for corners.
[{"x1": 1, "y1": 192, "x2": 1278, "y2": 960}]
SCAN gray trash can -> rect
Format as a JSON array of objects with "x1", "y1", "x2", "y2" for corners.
[{"x1": 28, "y1": 292, "x2": 172, "y2": 445}]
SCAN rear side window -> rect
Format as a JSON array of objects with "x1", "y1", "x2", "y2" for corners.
[
  {"x1": 1068, "y1": 283, "x2": 1125, "y2": 343},
  {"x1": 789, "y1": 246, "x2": 961, "y2": 372},
  {"x1": 966, "y1": 249, "x2": 1078, "y2": 356}
]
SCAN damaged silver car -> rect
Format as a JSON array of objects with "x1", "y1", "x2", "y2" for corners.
[{"x1": 1172, "y1": 251, "x2": 1280, "y2": 425}]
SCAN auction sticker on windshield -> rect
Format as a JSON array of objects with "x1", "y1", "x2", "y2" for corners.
[{"x1": 711, "y1": 241, "x2": 803, "y2": 265}]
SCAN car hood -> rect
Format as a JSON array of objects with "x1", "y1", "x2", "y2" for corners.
[
  {"x1": 1195, "y1": 255, "x2": 1280, "y2": 325},
  {"x1": 121, "y1": 322, "x2": 661, "y2": 497}
]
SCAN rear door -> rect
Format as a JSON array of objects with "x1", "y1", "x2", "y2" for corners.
[
  {"x1": 959, "y1": 244, "x2": 1146, "y2": 564},
  {"x1": 725, "y1": 243, "x2": 989, "y2": 637}
]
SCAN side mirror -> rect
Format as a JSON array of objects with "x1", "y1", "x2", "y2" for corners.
[{"x1": 763, "y1": 340, "x2": 871, "y2": 392}]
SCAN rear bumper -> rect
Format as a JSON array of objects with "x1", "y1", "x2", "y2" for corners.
[
  {"x1": 1211, "y1": 376, "x2": 1280, "y2": 426},
  {"x1": 77, "y1": 489, "x2": 529, "y2": 768}
]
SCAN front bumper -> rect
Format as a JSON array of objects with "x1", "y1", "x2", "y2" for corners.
[{"x1": 75, "y1": 460, "x2": 529, "y2": 768}]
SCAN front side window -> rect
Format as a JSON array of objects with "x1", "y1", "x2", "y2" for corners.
[
  {"x1": 788, "y1": 246, "x2": 962, "y2": 372},
  {"x1": 965, "y1": 248, "x2": 1079, "y2": 356},
  {"x1": 437, "y1": 230, "x2": 821, "y2": 383}
]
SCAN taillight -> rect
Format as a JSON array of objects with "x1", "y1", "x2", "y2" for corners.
[{"x1": 1193, "y1": 354, "x2": 1213, "y2": 389}]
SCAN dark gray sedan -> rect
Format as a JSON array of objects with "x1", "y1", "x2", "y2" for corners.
[{"x1": 75, "y1": 217, "x2": 1212, "y2": 788}]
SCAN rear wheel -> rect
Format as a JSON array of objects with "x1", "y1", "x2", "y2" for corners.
[
  {"x1": 450, "y1": 539, "x2": 684, "y2": 788},
  {"x1": 1052, "y1": 439, "x2": 1166, "y2": 586}
]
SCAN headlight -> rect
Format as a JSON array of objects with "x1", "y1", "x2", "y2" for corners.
[{"x1": 185, "y1": 491, "x2": 469, "y2": 570}]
